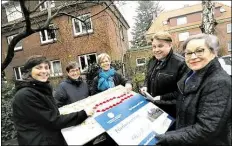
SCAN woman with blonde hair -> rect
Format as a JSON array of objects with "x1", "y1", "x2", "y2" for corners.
[{"x1": 90, "y1": 53, "x2": 132, "y2": 95}]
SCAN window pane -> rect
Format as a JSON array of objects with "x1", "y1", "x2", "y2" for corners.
[
  {"x1": 74, "y1": 19, "x2": 81, "y2": 33},
  {"x1": 5, "y1": 4, "x2": 22, "y2": 22},
  {"x1": 179, "y1": 32, "x2": 189, "y2": 41},
  {"x1": 47, "y1": 29, "x2": 56, "y2": 40},
  {"x1": 87, "y1": 54, "x2": 97, "y2": 65},
  {"x1": 137, "y1": 58, "x2": 146, "y2": 64},
  {"x1": 79, "y1": 56, "x2": 87, "y2": 70},
  {"x1": 14, "y1": 67, "x2": 21, "y2": 80},
  {"x1": 52, "y1": 61, "x2": 61, "y2": 74},
  {"x1": 41, "y1": 30, "x2": 46, "y2": 41},
  {"x1": 177, "y1": 17, "x2": 187, "y2": 25}
]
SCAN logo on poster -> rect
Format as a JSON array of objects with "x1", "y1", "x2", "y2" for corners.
[{"x1": 107, "y1": 112, "x2": 115, "y2": 118}]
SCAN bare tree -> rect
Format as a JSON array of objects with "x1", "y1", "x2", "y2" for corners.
[
  {"x1": 200, "y1": 0, "x2": 217, "y2": 34},
  {"x1": 1, "y1": 0, "x2": 117, "y2": 71}
]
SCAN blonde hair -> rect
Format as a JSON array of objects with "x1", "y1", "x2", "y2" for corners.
[
  {"x1": 97, "y1": 53, "x2": 111, "y2": 64},
  {"x1": 151, "y1": 31, "x2": 172, "y2": 42}
]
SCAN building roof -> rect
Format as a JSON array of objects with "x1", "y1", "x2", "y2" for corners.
[
  {"x1": 128, "y1": 45, "x2": 152, "y2": 52},
  {"x1": 146, "y1": 2, "x2": 231, "y2": 38}
]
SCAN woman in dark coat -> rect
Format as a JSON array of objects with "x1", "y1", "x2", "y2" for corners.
[
  {"x1": 155, "y1": 34, "x2": 231, "y2": 146},
  {"x1": 12, "y1": 55, "x2": 94, "y2": 145},
  {"x1": 90, "y1": 53, "x2": 132, "y2": 95},
  {"x1": 140, "y1": 31, "x2": 188, "y2": 120}
]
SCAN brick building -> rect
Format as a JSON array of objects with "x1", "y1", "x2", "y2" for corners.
[
  {"x1": 1, "y1": 1, "x2": 129, "y2": 86},
  {"x1": 146, "y1": 2, "x2": 231, "y2": 55}
]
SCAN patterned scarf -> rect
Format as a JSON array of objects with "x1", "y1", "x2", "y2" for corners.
[{"x1": 97, "y1": 68, "x2": 116, "y2": 91}]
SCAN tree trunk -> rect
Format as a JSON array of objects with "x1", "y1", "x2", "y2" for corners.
[{"x1": 200, "y1": 0, "x2": 217, "y2": 34}]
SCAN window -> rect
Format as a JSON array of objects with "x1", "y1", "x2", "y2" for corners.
[
  {"x1": 7, "y1": 34, "x2": 23, "y2": 51},
  {"x1": 120, "y1": 25, "x2": 124, "y2": 40},
  {"x1": 78, "y1": 53, "x2": 97, "y2": 72},
  {"x1": 228, "y1": 42, "x2": 231, "y2": 52},
  {"x1": 40, "y1": 24, "x2": 57, "y2": 44},
  {"x1": 177, "y1": 16, "x2": 187, "y2": 25},
  {"x1": 72, "y1": 13, "x2": 93, "y2": 36},
  {"x1": 39, "y1": 1, "x2": 55, "y2": 11},
  {"x1": 50, "y1": 60, "x2": 63, "y2": 77},
  {"x1": 227, "y1": 23, "x2": 231, "y2": 33},
  {"x1": 13, "y1": 66, "x2": 24, "y2": 80},
  {"x1": 5, "y1": 3, "x2": 22, "y2": 22},
  {"x1": 136, "y1": 58, "x2": 146, "y2": 66},
  {"x1": 178, "y1": 32, "x2": 189, "y2": 42}
]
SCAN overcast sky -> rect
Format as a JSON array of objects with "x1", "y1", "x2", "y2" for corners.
[{"x1": 116, "y1": 1, "x2": 231, "y2": 42}]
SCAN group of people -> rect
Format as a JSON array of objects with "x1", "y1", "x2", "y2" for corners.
[{"x1": 12, "y1": 31, "x2": 231, "y2": 146}]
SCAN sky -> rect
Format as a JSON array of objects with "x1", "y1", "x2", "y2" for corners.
[{"x1": 116, "y1": 1, "x2": 232, "y2": 43}]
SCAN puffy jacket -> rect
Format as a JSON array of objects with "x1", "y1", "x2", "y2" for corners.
[
  {"x1": 12, "y1": 79, "x2": 88, "y2": 145},
  {"x1": 54, "y1": 77, "x2": 89, "y2": 107},
  {"x1": 144, "y1": 49, "x2": 188, "y2": 118},
  {"x1": 162, "y1": 58, "x2": 231, "y2": 146}
]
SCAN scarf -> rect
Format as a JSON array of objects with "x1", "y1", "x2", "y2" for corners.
[{"x1": 97, "y1": 68, "x2": 116, "y2": 91}]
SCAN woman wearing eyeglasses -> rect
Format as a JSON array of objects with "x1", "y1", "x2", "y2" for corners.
[{"x1": 155, "y1": 34, "x2": 231, "y2": 146}]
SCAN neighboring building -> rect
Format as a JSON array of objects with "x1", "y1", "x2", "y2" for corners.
[
  {"x1": 146, "y1": 2, "x2": 231, "y2": 56},
  {"x1": 124, "y1": 45, "x2": 152, "y2": 77},
  {"x1": 1, "y1": 1, "x2": 129, "y2": 86}
]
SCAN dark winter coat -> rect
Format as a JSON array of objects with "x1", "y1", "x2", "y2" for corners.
[
  {"x1": 160, "y1": 58, "x2": 231, "y2": 146},
  {"x1": 144, "y1": 49, "x2": 188, "y2": 118},
  {"x1": 12, "y1": 79, "x2": 88, "y2": 145},
  {"x1": 54, "y1": 77, "x2": 89, "y2": 107},
  {"x1": 90, "y1": 71, "x2": 129, "y2": 95}
]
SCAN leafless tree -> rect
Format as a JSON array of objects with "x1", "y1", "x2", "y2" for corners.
[{"x1": 1, "y1": 0, "x2": 123, "y2": 71}]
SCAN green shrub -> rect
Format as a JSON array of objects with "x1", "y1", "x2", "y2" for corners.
[
  {"x1": 132, "y1": 73, "x2": 145, "y2": 92},
  {"x1": 1, "y1": 82, "x2": 17, "y2": 142}
]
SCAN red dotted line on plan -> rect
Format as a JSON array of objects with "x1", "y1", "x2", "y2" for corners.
[{"x1": 94, "y1": 94, "x2": 134, "y2": 112}]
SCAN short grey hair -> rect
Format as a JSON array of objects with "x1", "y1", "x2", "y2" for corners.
[
  {"x1": 97, "y1": 53, "x2": 111, "y2": 64},
  {"x1": 182, "y1": 33, "x2": 220, "y2": 54}
]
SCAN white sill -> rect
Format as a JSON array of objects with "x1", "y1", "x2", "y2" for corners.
[
  {"x1": 41, "y1": 39, "x2": 57, "y2": 45},
  {"x1": 136, "y1": 64, "x2": 146, "y2": 67},
  {"x1": 73, "y1": 30, "x2": 93, "y2": 37},
  {"x1": 14, "y1": 47, "x2": 23, "y2": 51}
]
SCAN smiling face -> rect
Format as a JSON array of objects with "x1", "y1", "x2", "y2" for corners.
[
  {"x1": 185, "y1": 39, "x2": 215, "y2": 71},
  {"x1": 100, "y1": 57, "x2": 111, "y2": 71},
  {"x1": 31, "y1": 63, "x2": 50, "y2": 82},
  {"x1": 152, "y1": 39, "x2": 172, "y2": 60},
  {"x1": 67, "y1": 67, "x2": 80, "y2": 80}
]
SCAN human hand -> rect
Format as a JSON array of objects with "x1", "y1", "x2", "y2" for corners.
[
  {"x1": 140, "y1": 87, "x2": 147, "y2": 95},
  {"x1": 84, "y1": 106, "x2": 95, "y2": 117},
  {"x1": 125, "y1": 83, "x2": 132, "y2": 93}
]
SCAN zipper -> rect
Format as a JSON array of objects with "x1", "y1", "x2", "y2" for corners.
[{"x1": 158, "y1": 72, "x2": 173, "y2": 77}]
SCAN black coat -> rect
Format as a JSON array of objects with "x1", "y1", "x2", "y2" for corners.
[
  {"x1": 144, "y1": 49, "x2": 188, "y2": 118},
  {"x1": 90, "y1": 72, "x2": 129, "y2": 95},
  {"x1": 12, "y1": 80, "x2": 88, "y2": 145},
  {"x1": 54, "y1": 77, "x2": 89, "y2": 107},
  {"x1": 162, "y1": 58, "x2": 231, "y2": 145}
]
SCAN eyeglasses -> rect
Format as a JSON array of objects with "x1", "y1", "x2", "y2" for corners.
[
  {"x1": 69, "y1": 69, "x2": 79, "y2": 73},
  {"x1": 184, "y1": 49, "x2": 205, "y2": 58}
]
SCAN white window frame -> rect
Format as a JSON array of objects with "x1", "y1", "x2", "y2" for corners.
[
  {"x1": 227, "y1": 23, "x2": 231, "y2": 33},
  {"x1": 39, "y1": 1, "x2": 55, "y2": 11},
  {"x1": 7, "y1": 34, "x2": 23, "y2": 51},
  {"x1": 178, "y1": 32, "x2": 189, "y2": 42},
  {"x1": 50, "y1": 60, "x2": 63, "y2": 77},
  {"x1": 5, "y1": 3, "x2": 22, "y2": 22},
  {"x1": 13, "y1": 66, "x2": 23, "y2": 80},
  {"x1": 72, "y1": 13, "x2": 93, "y2": 36},
  {"x1": 228, "y1": 42, "x2": 231, "y2": 52},
  {"x1": 136, "y1": 58, "x2": 146, "y2": 66},
  {"x1": 177, "y1": 16, "x2": 187, "y2": 25},
  {"x1": 119, "y1": 25, "x2": 124, "y2": 40},
  {"x1": 39, "y1": 24, "x2": 57, "y2": 44},
  {"x1": 78, "y1": 53, "x2": 97, "y2": 72}
]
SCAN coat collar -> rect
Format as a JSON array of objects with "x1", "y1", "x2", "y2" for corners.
[{"x1": 177, "y1": 57, "x2": 221, "y2": 94}]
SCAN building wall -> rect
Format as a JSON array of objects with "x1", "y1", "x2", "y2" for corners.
[{"x1": 1, "y1": 4, "x2": 129, "y2": 86}]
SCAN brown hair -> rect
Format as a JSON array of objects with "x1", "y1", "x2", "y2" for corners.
[
  {"x1": 66, "y1": 61, "x2": 80, "y2": 72},
  {"x1": 151, "y1": 31, "x2": 172, "y2": 42}
]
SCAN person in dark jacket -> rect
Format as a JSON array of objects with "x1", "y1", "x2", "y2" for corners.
[
  {"x1": 54, "y1": 61, "x2": 89, "y2": 107},
  {"x1": 90, "y1": 53, "x2": 132, "y2": 95},
  {"x1": 155, "y1": 34, "x2": 231, "y2": 146},
  {"x1": 12, "y1": 55, "x2": 94, "y2": 145},
  {"x1": 140, "y1": 31, "x2": 188, "y2": 120}
]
